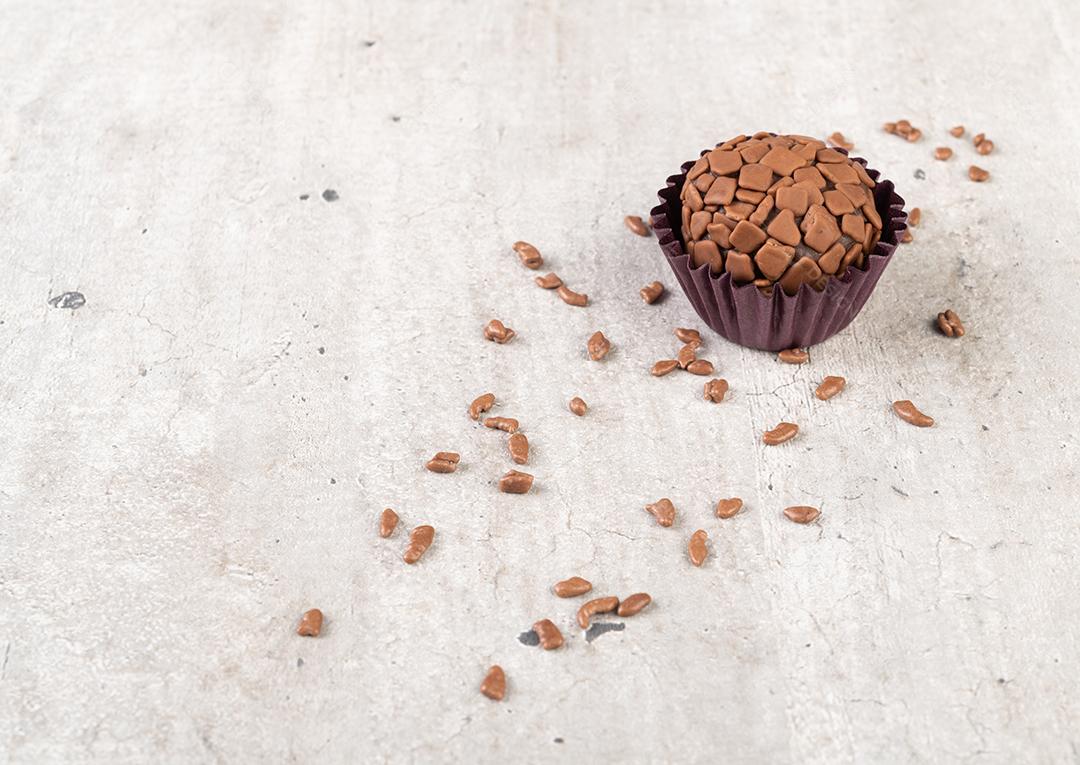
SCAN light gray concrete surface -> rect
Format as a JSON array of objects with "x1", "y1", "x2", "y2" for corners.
[{"x1": 2, "y1": 0, "x2": 1080, "y2": 762}]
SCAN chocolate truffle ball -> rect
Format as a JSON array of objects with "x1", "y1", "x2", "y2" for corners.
[{"x1": 679, "y1": 132, "x2": 883, "y2": 296}]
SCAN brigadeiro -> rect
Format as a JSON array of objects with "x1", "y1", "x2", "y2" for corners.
[{"x1": 651, "y1": 132, "x2": 907, "y2": 351}]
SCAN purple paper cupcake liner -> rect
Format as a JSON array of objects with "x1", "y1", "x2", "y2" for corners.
[{"x1": 650, "y1": 150, "x2": 907, "y2": 351}]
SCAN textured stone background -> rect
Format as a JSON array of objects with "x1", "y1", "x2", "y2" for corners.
[{"x1": 2, "y1": 0, "x2": 1079, "y2": 762}]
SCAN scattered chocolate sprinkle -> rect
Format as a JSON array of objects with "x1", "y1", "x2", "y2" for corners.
[
  {"x1": 783, "y1": 506, "x2": 820, "y2": 524},
  {"x1": 908, "y1": 207, "x2": 921, "y2": 226},
  {"x1": 934, "y1": 146, "x2": 953, "y2": 161},
  {"x1": 484, "y1": 319, "x2": 516, "y2": 344},
  {"x1": 949, "y1": 125, "x2": 965, "y2": 138},
  {"x1": 686, "y1": 359, "x2": 714, "y2": 376},
  {"x1": 379, "y1": 508, "x2": 399, "y2": 538},
  {"x1": 640, "y1": 281, "x2": 664, "y2": 303},
  {"x1": 893, "y1": 400, "x2": 934, "y2": 427},
  {"x1": 577, "y1": 596, "x2": 619, "y2": 629},
  {"x1": 937, "y1": 309, "x2": 965, "y2": 338},
  {"x1": 674, "y1": 327, "x2": 702, "y2": 345},
  {"x1": 827, "y1": 132, "x2": 854, "y2": 151},
  {"x1": 814, "y1": 376, "x2": 846, "y2": 401},
  {"x1": 557, "y1": 285, "x2": 588, "y2": 307},
  {"x1": 568, "y1": 396, "x2": 587, "y2": 416},
  {"x1": 484, "y1": 416, "x2": 519, "y2": 433},
  {"x1": 688, "y1": 530, "x2": 709, "y2": 567},
  {"x1": 703, "y1": 378, "x2": 729, "y2": 403},
  {"x1": 512, "y1": 241, "x2": 543, "y2": 269},
  {"x1": 508, "y1": 432, "x2": 529, "y2": 465},
  {"x1": 777, "y1": 348, "x2": 809, "y2": 364},
  {"x1": 762, "y1": 422, "x2": 799, "y2": 445},
  {"x1": 625, "y1": 215, "x2": 651, "y2": 237},
  {"x1": 480, "y1": 665, "x2": 506, "y2": 701},
  {"x1": 901, "y1": 230, "x2": 913, "y2": 244},
  {"x1": 535, "y1": 272, "x2": 563, "y2": 289},
  {"x1": 651, "y1": 359, "x2": 680, "y2": 377},
  {"x1": 553, "y1": 576, "x2": 592, "y2": 598},
  {"x1": 715, "y1": 497, "x2": 743, "y2": 519},
  {"x1": 645, "y1": 498, "x2": 676, "y2": 527},
  {"x1": 532, "y1": 619, "x2": 564, "y2": 649},
  {"x1": 968, "y1": 165, "x2": 990, "y2": 182},
  {"x1": 587, "y1": 331, "x2": 612, "y2": 361},
  {"x1": 499, "y1": 469, "x2": 534, "y2": 494},
  {"x1": 403, "y1": 525, "x2": 435, "y2": 563},
  {"x1": 975, "y1": 138, "x2": 994, "y2": 155},
  {"x1": 468, "y1": 392, "x2": 496, "y2": 420},
  {"x1": 617, "y1": 593, "x2": 652, "y2": 617},
  {"x1": 297, "y1": 608, "x2": 324, "y2": 637},
  {"x1": 425, "y1": 452, "x2": 460, "y2": 473}
]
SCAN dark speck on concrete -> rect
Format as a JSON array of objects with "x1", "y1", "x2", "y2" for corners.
[
  {"x1": 141, "y1": 228, "x2": 147, "y2": 234},
  {"x1": 363, "y1": 40, "x2": 376, "y2": 47},
  {"x1": 554, "y1": 738, "x2": 564, "y2": 744},
  {"x1": 344, "y1": 375, "x2": 349, "y2": 381},
  {"x1": 317, "y1": 347, "x2": 325, "y2": 355},
  {"x1": 48, "y1": 291, "x2": 86, "y2": 310},
  {"x1": 391, "y1": 115, "x2": 401, "y2": 122},
  {"x1": 914, "y1": 168, "x2": 926, "y2": 180},
  {"x1": 297, "y1": 657, "x2": 304, "y2": 667},
  {"x1": 982, "y1": 425, "x2": 989, "y2": 431},
  {"x1": 517, "y1": 629, "x2": 540, "y2": 646},
  {"x1": 584, "y1": 621, "x2": 625, "y2": 643},
  {"x1": 322, "y1": 189, "x2": 339, "y2": 202},
  {"x1": 329, "y1": 478, "x2": 336, "y2": 484},
  {"x1": 299, "y1": 193, "x2": 310, "y2": 200}
]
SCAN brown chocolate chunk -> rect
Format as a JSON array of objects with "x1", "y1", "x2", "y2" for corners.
[
  {"x1": 677, "y1": 343, "x2": 697, "y2": 370},
  {"x1": 645, "y1": 498, "x2": 676, "y2": 527},
  {"x1": 707, "y1": 149, "x2": 742, "y2": 175},
  {"x1": 760, "y1": 145, "x2": 807, "y2": 176},
  {"x1": 949, "y1": 125, "x2": 965, "y2": 137},
  {"x1": 725, "y1": 251, "x2": 755, "y2": 283},
  {"x1": 403, "y1": 525, "x2": 435, "y2": 564},
  {"x1": 568, "y1": 396, "x2": 587, "y2": 416},
  {"x1": 749, "y1": 195, "x2": 775, "y2": 226},
  {"x1": 704, "y1": 176, "x2": 737, "y2": 205},
  {"x1": 297, "y1": 608, "x2": 324, "y2": 637},
  {"x1": 968, "y1": 165, "x2": 990, "y2": 182},
  {"x1": 908, "y1": 207, "x2": 921, "y2": 226},
  {"x1": 815, "y1": 148, "x2": 847, "y2": 164},
  {"x1": 690, "y1": 210, "x2": 712, "y2": 240},
  {"x1": 818, "y1": 242, "x2": 846, "y2": 275},
  {"x1": 840, "y1": 213, "x2": 866, "y2": 242},
  {"x1": 823, "y1": 189, "x2": 855, "y2": 216},
  {"x1": 686, "y1": 359, "x2": 714, "y2": 376},
  {"x1": 779, "y1": 256, "x2": 824, "y2": 296},
  {"x1": 735, "y1": 188, "x2": 766, "y2": 204},
  {"x1": 827, "y1": 132, "x2": 854, "y2": 151},
  {"x1": 934, "y1": 146, "x2": 953, "y2": 161},
  {"x1": 818, "y1": 161, "x2": 859, "y2": 185},
  {"x1": 793, "y1": 166, "x2": 826, "y2": 189},
  {"x1": 738, "y1": 163, "x2": 774, "y2": 192},
  {"x1": 729, "y1": 220, "x2": 767, "y2": 252},
  {"x1": 836, "y1": 183, "x2": 868, "y2": 206},
  {"x1": 692, "y1": 238, "x2": 723, "y2": 273},
  {"x1": 715, "y1": 498, "x2": 743, "y2": 519},
  {"x1": 766, "y1": 208, "x2": 802, "y2": 246},
  {"x1": 755, "y1": 241, "x2": 795, "y2": 280}
]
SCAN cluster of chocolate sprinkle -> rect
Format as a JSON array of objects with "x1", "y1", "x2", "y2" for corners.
[{"x1": 679, "y1": 132, "x2": 883, "y2": 296}]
